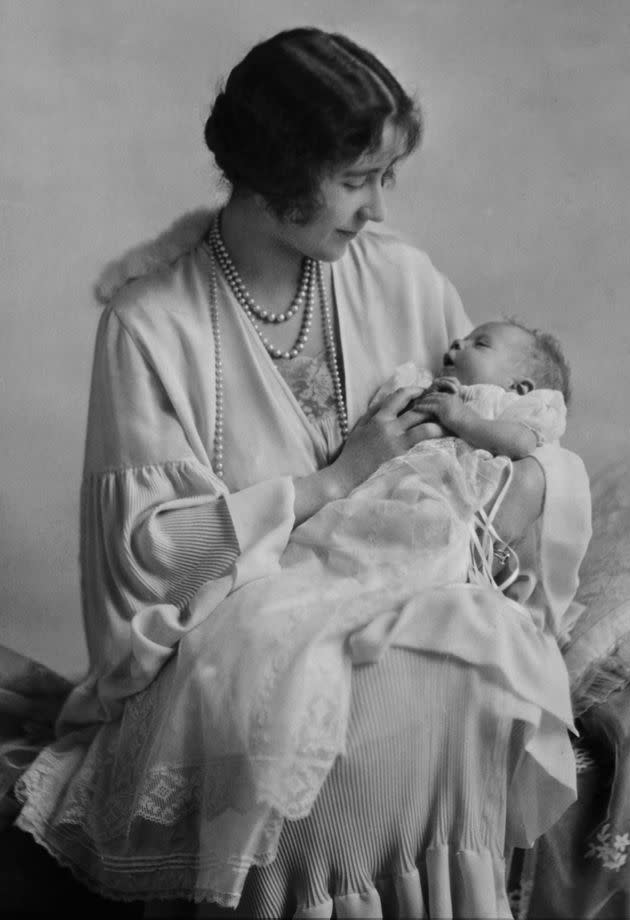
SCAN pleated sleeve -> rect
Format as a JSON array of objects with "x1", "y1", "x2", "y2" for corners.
[
  {"x1": 532, "y1": 444, "x2": 592, "y2": 636},
  {"x1": 62, "y1": 300, "x2": 296, "y2": 730},
  {"x1": 508, "y1": 444, "x2": 592, "y2": 638}
]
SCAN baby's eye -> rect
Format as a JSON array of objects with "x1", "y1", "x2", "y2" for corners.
[{"x1": 474, "y1": 340, "x2": 489, "y2": 348}]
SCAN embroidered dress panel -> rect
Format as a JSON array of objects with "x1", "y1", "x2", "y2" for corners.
[{"x1": 275, "y1": 350, "x2": 341, "y2": 457}]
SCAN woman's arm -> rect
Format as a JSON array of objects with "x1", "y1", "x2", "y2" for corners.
[
  {"x1": 490, "y1": 456, "x2": 545, "y2": 544},
  {"x1": 77, "y1": 306, "x2": 298, "y2": 718}
]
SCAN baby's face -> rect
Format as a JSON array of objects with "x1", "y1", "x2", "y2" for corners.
[{"x1": 441, "y1": 322, "x2": 532, "y2": 387}]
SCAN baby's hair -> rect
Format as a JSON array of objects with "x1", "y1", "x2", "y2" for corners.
[{"x1": 505, "y1": 318, "x2": 572, "y2": 407}]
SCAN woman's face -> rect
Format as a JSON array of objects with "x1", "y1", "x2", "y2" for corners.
[{"x1": 272, "y1": 119, "x2": 407, "y2": 262}]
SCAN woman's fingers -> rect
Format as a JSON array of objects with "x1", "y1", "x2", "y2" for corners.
[
  {"x1": 335, "y1": 387, "x2": 450, "y2": 493},
  {"x1": 407, "y1": 421, "x2": 448, "y2": 443},
  {"x1": 413, "y1": 394, "x2": 442, "y2": 416},
  {"x1": 398, "y1": 407, "x2": 434, "y2": 430},
  {"x1": 376, "y1": 386, "x2": 426, "y2": 419}
]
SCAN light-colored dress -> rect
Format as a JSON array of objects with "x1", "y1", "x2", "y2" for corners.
[
  {"x1": 154, "y1": 369, "x2": 576, "y2": 840},
  {"x1": 14, "y1": 213, "x2": 592, "y2": 916}
]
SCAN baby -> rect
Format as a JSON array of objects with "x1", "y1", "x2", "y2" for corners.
[
  {"x1": 374, "y1": 318, "x2": 570, "y2": 460},
  {"x1": 369, "y1": 318, "x2": 570, "y2": 589}
]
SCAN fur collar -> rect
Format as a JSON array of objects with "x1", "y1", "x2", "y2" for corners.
[{"x1": 94, "y1": 208, "x2": 216, "y2": 305}]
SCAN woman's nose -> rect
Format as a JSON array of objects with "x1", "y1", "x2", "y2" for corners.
[{"x1": 359, "y1": 182, "x2": 386, "y2": 223}]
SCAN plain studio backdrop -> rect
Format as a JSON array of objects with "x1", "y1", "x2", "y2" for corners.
[{"x1": 2, "y1": 0, "x2": 629, "y2": 679}]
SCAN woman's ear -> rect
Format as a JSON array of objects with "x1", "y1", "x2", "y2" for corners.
[{"x1": 510, "y1": 377, "x2": 535, "y2": 395}]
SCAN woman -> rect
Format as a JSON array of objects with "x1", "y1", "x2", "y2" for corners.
[{"x1": 15, "y1": 27, "x2": 590, "y2": 917}]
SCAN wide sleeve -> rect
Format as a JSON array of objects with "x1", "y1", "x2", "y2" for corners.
[
  {"x1": 62, "y1": 303, "x2": 296, "y2": 729},
  {"x1": 512, "y1": 445, "x2": 593, "y2": 638}
]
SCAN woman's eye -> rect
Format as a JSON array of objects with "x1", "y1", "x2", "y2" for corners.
[{"x1": 343, "y1": 177, "x2": 368, "y2": 190}]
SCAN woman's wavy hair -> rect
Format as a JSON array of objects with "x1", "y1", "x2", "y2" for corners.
[{"x1": 204, "y1": 27, "x2": 423, "y2": 222}]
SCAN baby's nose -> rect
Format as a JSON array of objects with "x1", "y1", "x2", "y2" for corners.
[{"x1": 450, "y1": 338, "x2": 463, "y2": 351}]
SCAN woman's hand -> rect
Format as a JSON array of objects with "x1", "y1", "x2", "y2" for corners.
[
  {"x1": 293, "y1": 387, "x2": 446, "y2": 526},
  {"x1": 407, "y1": 376, "x2": 463, "y2": 425},
  {"x1": 330, "y1": 386, "x2": 444, "y2": 495},
  {"x1": 412, "y1": 389, "x2": 468, "y2": 432}
]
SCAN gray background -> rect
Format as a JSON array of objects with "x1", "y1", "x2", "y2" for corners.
[{"x1": 2, "y1": 0, "x2": 629, "y2": 678}]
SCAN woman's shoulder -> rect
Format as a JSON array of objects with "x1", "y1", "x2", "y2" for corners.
[
  {"x1": 93, "y1": 209, "x2": 216, "y2": 329},
  {"x1": 348, "y1": 224, "x2": 438, "y2": 275},
  {"x1": 343, "y1": 226, "x2": 464, "y2": 326}
]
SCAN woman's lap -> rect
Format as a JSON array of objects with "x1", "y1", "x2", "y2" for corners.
[
  {"x1": 233, "y1": 648, "x2": 517, "y2": 918},
  {"x1": 15, "y1": 646, "x2": 567, "y2": 917}
]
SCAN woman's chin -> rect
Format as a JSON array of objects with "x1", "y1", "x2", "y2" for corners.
[{"x1": 314, "y1": 234, "x2": 356, "y2": 262}]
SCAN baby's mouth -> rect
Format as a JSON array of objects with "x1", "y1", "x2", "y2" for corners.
[{"x1": 442, "y1": 353, "x2": 454, "y2": 367}]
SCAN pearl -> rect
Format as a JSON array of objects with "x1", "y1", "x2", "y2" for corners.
[
  {"x1": 207, "y1": 214, "x2": 348, "y2": 477},
  {"x1": 210, "y1": 218, "x2": 316, "y2": 364},
  {"x1": 210, "y1": 219, "x2": 313, "y2": 327},
  {"x1": 316, "y1": 260, "x2": 348, "y2": 440}
]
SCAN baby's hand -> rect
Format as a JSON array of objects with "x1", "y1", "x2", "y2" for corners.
[
  {"x1": 431, "y1": 376, "x2": 462, "y2": 395},
  {"x1": 413, "y1": 389, "x2": 467, "y2": 430}
]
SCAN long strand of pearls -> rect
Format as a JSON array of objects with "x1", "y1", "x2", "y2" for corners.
[
  {"x1": 208, "y1": 252, "x2": 225, "y2": 479},
  {"x1": 207, "y1": 224, "x2": 349, "y2": 478},
  {"x1": 317, "y1": 261, "x2": 349, "y2": 440}
]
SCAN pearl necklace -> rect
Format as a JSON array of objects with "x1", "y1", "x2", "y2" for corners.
[
  {"x1": 210, "y1": 219, "x2": 315, "y2": 360},
  {"x1": 210, "y1": 219, "x2": 312, "y2": 324},
  {"x1": 207, "y1": 252, "x2": 225, "y2": 478},
  {"x1": 316, "y1": 260, "x2": 349, "y2": 441},
  {"x1": 207, "y1": 224, "x2": 349, "y2": 479}
]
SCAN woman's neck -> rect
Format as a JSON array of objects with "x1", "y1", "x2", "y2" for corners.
[{"x1": 219, "y1": 194, "x2": 304, "y2": 302}]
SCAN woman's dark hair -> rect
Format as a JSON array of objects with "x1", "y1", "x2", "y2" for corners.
[{"x1": 204, "y1": 27, "x2": 423, "y2": 221}]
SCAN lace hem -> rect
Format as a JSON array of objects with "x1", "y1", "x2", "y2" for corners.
[
  {"x1": 17, "y1": 805, "x2": 515, "y2": 917},
  {"x1": 15, "y1": 815, "x2": 244, "y2": 907}
]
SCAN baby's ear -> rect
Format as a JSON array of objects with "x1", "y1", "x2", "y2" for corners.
[{"x1": 510, "y1": 377, "x2": 535, "y2": 395}]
